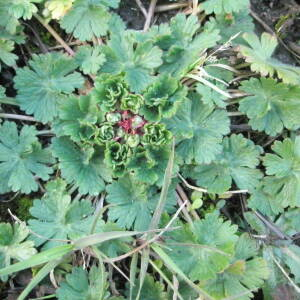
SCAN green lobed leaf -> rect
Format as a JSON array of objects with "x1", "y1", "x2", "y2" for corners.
[
  {"x1": 240, "y1": 32, "x2": 300, "y2": 85},
  {"x1": 0, "y1": 222, "x2": 37, "y2": 281},
  {"x1": 75, "y1": 45, "x2": 106, "y2": 75},
  {"x1": 203, "y1": 233, "x2": 269, "y2": 300},
  {"x1": 54, "y1": 94, "x2": 104, "y2": 143},
  {"x1": 0, "y1": 121, "x2": 54, "y2": 194},
  {"x1": 262, "y1": 137, "x2": 300, "y2": 208},
  {"x1": 100, "y1": 23, "x2": 163, "y2": 92},
  {"x1": 0, "y1": 39, "x2": 18, "y2": 69},
  {"x1": 60, "y1": 0, "x2": 119, "y2": 41},
  {"x1": 164, "y1": 211, "x2": 238, "y2": 281},
  {"x1": 239, "y1": 78, "x2": 300, "y2": 136},
  {"x1": 205, "y1": 9, "x2": 254, "y2": 45},
  {"x1": 127, "y1": 145, "x2": 172, "y2": 186},
  {"x1": 51, "y1": 137, "x2": 111, "y2": 195},
  {"x1": 56, "y1": 266, "x2": 109, "y2": 300},
  {"x1": 196, "y1": 83, "x2": 227, "y2": 108},
  {"x1": 157, "y1": 14, "x2": 220, "y2": 77},
  {"x1": 200, "y1": 0, "x2": 249, "y2": 15},
  {"x1": 126, "y1": 274, "x2": 168, "y2": 300},
  {"x1": 140, "y1": 74, "x2": 188, "y2": 122},
  {"x1": 14, "y1": 53, "x2": 84, "y2": 123},
  {"x1": 9, "y1": 0, "x2": 41, "y2": 20},
  {"x1": 164, "y1": 92, "x2": 230, "y2": 164},
  {"x1": 28, "y1": 179, "x2": 103, "y2": 250},
  {"x1": 106, "y1": 176, "x2": 177, "y2": 230},
  {"x1": 189, "y1": 134, "x2": 263, "y2": 194}
]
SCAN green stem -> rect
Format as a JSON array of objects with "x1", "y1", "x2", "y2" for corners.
[{"x1": 235, "y1": 62, "x2": 251, "y2": 70}]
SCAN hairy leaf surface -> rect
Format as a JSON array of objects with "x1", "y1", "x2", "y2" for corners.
[
  {"x1": 0, "y1": 222, "x2": 37, "y2": 281},
  {"x1": 14, "y1": 53, "x2": 84, "y2": 123},
  {"x1": 189, "y1": 134, "x2": 262, "y2": 194},
  {"x1": 51, "y1": 137, "x2": 111, "y2": 195},
  {"x1": 240, "y1": 32, "x2": 300, "y2": 84},
  {"x1": 0, "y1": 122, "x2": 53, "y2": 194},
  {"x1": 164, "y1": 93, "x2": 230, "y2": 164},
  {"x1": 239, "y1": 78, "x2": 300, "y2": 136}
]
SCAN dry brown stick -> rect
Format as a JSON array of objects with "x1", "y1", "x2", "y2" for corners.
[
  {"x1": 176, "y1": 184, "x2": 200, "y2": 220},
  {"x1": 250, "y1": 8, "x2": 300, "y2": 61},
  {"x1": 34, "y1": 14, "x2": 75, "y2": 56},
  {"x1": 192, "y1": 0, "x2": 198, "y2": 15},
  {"x1": 135, "y1": 0, "x2": 148, "y2": 18},
  {"x1": 143, "y1": 0, "x2": 158, "y2": 31},
  {"x1": 176, "y1": 194, "x2": 193, "y2": 225},
  {"x1": 155, "y1": 2, "x2": 189, "y2": 12}
]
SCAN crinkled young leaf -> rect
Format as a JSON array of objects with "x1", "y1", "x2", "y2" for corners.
[
  {"x1": 28, "y1": 179, "x2": 102, "y2": 250},
  {"x1": 164, "y1": 93, "x2": 230, "y2": 164},
  {"x1": 56, "y1": 266, "x2": 109, "y2": 300},
  {"x1": 158, "y1": 14, "x2": 220, "y2": 77},
  {"x1": 51, "y1": 137, "x2": 111, "y2": 195},
  {"x1": 120, "y1": 93, "x2": 144, "y2": 114},
  {"x1": 100, "y1": 23, "x2": 163, "y2": 92},
  {"x1": 55, "y1": 95, "x2": 104, "y2": 143},
  {"x1": 140, "y1": 74, "x2": 188, "y2": 122},
  {"x1": 126, "y1": 275, "x2": 168, "y2": 300},
  {"x1": 141, "y1": 123, "x2": 172, "y2": 147},
  {"x1": 104, "y1": 141, "x2": 130, "y2": 177},
  {"x1": 263, "y1": 137, "x2": 300, "y2": 208},
  {"x1": 61, "y1": 0, "x2": 119, "y2": 41},
  {"x1": 9, "y1": 0, "x2": 42, "y2": 20},
  {"x1": 201, "y1": 0, "x2": 249, "y2": 14},
  {"x1": 75, "y1": 45, "x2": 106, "y2": 74},
  {"x1": 203, "y1": 234, "x2": 269, "y2": 300},
  {"x1": 0, "y1": 222, "x2": 37, "y2": 281},
  {"x1": 189, "y1": 134, "x2": 262, "y2": 194},
  {"x1": 92, "y1": 74, "x2": 128, "y2": 113},
  {"x1": 205, "y1": 9, "x2": 254, "y2": 45},
  {"x1": 127, "y1": 145, "x2": 171, "y2": 185},
  {"x1": 0, "y1": 121, "x2": 53, "y2": 194},
  {"x1": 239, "y1": 78, "x2": 300, "y2": 136},
  {"x1": 14, "y1": 53, "x2": 84, "y2": 123},
  {"x1": 240, "y1": 32, "x2": 300, "y2": 85},
  {"x1": 106, "y1": 176, "x2": 177, "y2": 230},
  {"x1": 97, "y1": 123, "x2": 114, "y2": 144},
  {"x1": 165, "y1": 211, "x2": 238, "y2": 281}
]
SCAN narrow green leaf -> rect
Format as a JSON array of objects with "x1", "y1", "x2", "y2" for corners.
[
  {"x1": 18, "y1": 259, "x2": 62, "y2": 300},
  {"x1": 0, "y1": 244, "x2": 73, "y2": 277},
  {"x1": 149, "y1": 140, "x2": 175, "y2": 231},
  {"x1": 74, "y1": 231, "x2": 141, "y2": 249},
  {"x1": 129, "y1": 253, "x2": 138, "y2": 300}
]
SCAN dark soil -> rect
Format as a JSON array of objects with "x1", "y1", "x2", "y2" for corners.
[{"x1": 250, "y1": 0, "x2": 300, "y2": 64}]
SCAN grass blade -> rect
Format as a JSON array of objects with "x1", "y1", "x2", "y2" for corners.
[
  {"x1": 74, "y1": 231, "x2": 141, "y2": 249},
  {"x1": 18, "y1": 259, "x2": 62, "y2": 300},
  {"x1": 0, "y1": 244, "x2": 74, "y2": 277}
]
